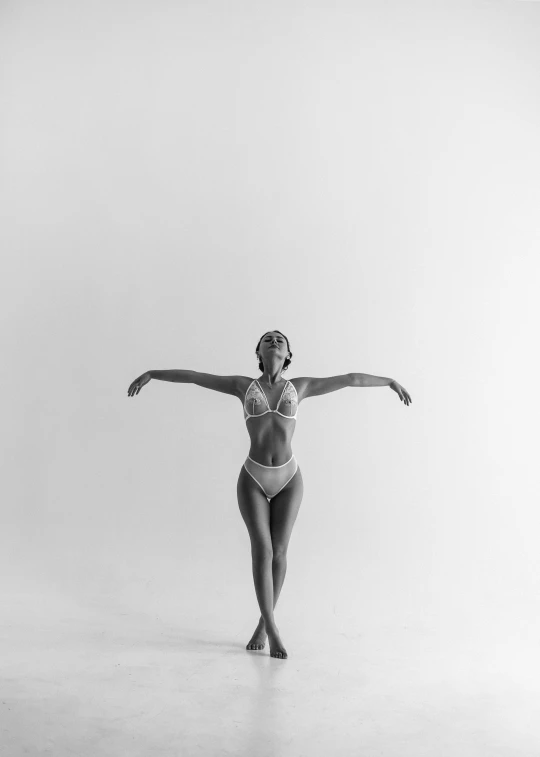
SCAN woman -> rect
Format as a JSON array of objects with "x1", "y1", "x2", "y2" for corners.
[{"x1": 127, "y1": 330, "x2": 412, "y2": 660}]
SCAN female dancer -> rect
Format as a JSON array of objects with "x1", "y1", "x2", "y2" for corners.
[{"x1": 127, "y1": 330, "x2": 412, "y2": 660}]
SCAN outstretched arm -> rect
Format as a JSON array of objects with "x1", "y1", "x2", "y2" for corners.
[
  {"x1": 350, "y1": 373, "x2": 412, "y2": 406},
  {"x1": 127, "y1": 369, "x2": 193, "y2": 396},
  {"x1": 295, "y1": 373, "x2": 411, "y2": 406},
  {"x1": 127, "y1": 370, "x2": 246, "y2": 399},
  {"x1": 350, "y1": 372, "x2": 393, "y2": 387}
]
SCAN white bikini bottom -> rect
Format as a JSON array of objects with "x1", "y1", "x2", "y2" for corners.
[{"x1": 243, "y1": 454, "x2": 299, "y2": 500}]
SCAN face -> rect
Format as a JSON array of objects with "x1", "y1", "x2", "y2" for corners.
[{"x1": 258, "y1": 331, "x2": 289, "y2": 366}]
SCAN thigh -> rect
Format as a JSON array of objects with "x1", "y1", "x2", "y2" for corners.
[
  {"x1": 237, "y1": 465, "x2": 272, "y2": 552},
  {"x1": 270, "y1": 466, "x2": 304, "y2": 554}
]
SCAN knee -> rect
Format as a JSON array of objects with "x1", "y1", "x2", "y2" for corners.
[
  {"x1": 251, "y1": 543, "x2": 273, "y2": 561},
  {"x1": 272, "y1": 547, "x2": 287, "y2": 561}
]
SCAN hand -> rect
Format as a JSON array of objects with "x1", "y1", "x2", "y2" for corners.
[
  {"x1": 128, "y1": 371, "x2": 152, "y2": 397},
  {"x1": 389, "y1": 380, "x2": 412, "y2": 406}
]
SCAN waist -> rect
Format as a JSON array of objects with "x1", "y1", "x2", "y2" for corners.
[{"x1": 246, "y1": 452, "x2": 295, "y2": 468}]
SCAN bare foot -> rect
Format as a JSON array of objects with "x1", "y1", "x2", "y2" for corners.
[
  {"x1": 267, "y1": 628, "x2": 288, "y2": 659},
  {"x1": 246, "y1": 619, "x2": 267, "y2": 650}
]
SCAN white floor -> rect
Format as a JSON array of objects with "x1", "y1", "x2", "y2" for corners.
[{"x1": 2, "y1": 585, "x2": 539, "y2": 757}]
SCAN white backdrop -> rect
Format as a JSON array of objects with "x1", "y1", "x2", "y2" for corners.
[{"x1": 2, "y1": 1, "x2": 540, "y2": 752}]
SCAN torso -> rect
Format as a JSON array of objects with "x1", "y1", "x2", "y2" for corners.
[{"x1": 238, "y1": 377, "x2": 300, "y2": 466}]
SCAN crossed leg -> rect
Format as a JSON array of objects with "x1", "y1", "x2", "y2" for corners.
[{"x1": 237, "y1": 464, "x2": 304, "y2": 658}]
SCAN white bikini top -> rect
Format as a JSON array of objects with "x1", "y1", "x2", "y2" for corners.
[{"x1": 244, "y1": 379, "x2": 299, "y2": 422}]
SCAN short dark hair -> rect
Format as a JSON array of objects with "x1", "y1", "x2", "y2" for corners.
[{"x1": 255, "y1": 330, "x2": 293, "y2": 373}]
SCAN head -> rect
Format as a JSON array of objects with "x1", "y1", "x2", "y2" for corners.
[{"x1": 255, "y1": 330, "x2": 293, "y2": 374}]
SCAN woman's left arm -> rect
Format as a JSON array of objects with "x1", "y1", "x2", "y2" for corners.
[{"x1": 350, "y1": 373, "x2": 412, "y2": 406}]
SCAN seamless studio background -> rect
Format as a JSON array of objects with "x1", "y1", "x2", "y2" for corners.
[{"x1": 1, "y1": 1, "x2": 540, "y2": 755}]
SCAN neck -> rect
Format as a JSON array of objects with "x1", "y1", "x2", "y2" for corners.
[{"x1": 261, "y1": 364, "x2": 284, "y2": 386}]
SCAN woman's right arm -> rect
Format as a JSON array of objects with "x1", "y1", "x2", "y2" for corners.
[
  {"x1": 149, "y1": 369, "x2": 193, "y2": 383},
  {"x1": 127, "y1": 369, "x2": 193, "y2": 396},
  {"x1": 128, "y1": 370, "x2": 246, "y2": 398}
]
